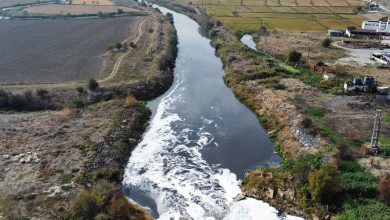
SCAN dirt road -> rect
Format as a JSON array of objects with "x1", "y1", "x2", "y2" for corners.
[{"x1": 100, "y1": 19, "x2": 147, "y2": 83}]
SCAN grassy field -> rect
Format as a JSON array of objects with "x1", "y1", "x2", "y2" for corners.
[
  {"x1": 0, "y1": 17, "x2": 137, "y2": 84},
  {"x1": 181, "y1": 0, "x2": 366, "y2": 31}
]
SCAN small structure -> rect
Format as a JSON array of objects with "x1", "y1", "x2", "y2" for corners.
[
  {"x1": 323, "y1": 73, "x2": 335, "y2": 80},
  {"x1": 344, "y1": 76, "x2": 375, "y2": 92},
  {"x1": 308, "y1": 60, "x2": 332, "y2": 73},
  {"x1": 328, "y1": 29, "x2": 344, "y2": 37}
]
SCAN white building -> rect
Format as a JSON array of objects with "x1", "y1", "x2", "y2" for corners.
[{"x1": 362, "y1": 20, "x2": 390, "y2": 33}]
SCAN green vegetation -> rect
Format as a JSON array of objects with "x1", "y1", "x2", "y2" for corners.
[
  {"x1": 88, "y1": 78, "x2": 99, "y2": 91},
  {"x1": 305, "y1": 106, "x2": 325, "y2": 117},
  {"x1": 287, "y1": 50, "x2": 302, "y2": 63},
  {"x1": 36, "y1": 88, "x2": 49, "y2": 99},
  {"x1": 71, "y1": 180, "x2": 150, "y2": 220},
  {"x1": 379, "y1": 134, "x2": 390, "y2": 156},
  {"x1": 64, "y1": 99, "x2": 89, "y2": 109},
  {"x1": 336, "y1": 199, "x2": 390, "y2": 220},
  {"x1": 322, "y1": 38, "x2": 332, "y2": 48},
  {"x1": 383, "y1": 113, "x2": 390, "y2": 123},
  {"x1": 158, "y1": 16, "x2": 177, "y2": 71}
]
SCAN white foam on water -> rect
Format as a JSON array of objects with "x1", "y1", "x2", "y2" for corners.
[
  {"x1": 123, "y1": 3, "x2": 304, "y2": 220},
  {"x1": 123, "y1": 74, "x2": 304, "y2": 219}
]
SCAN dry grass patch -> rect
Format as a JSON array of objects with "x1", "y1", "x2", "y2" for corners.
[{"x1": 256, "y1": 31, "x2": 346, "y2": 61}]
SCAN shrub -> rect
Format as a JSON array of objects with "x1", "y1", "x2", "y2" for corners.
[
  {"x1": 71, "y1": 191, "x2": 99, "y2": 219},
  {"x1": 64, "y1": 99, "x2": 88, "y2": 109},
  {"x1": 107, "y1": 43, "x2": 115, "y2": 51},
  {"x1": 115, "y1": 42, "x2": 122, "y2": 50},
  {"x1": 87, "y1": 78, "x2": 99, "y2": 91},
  {"x1": 288, "y1": 50, "x2": 302, "y2": 63},
  {"x1": 378, "y1": 175, "x2": 390, "y2": 205},
  {"x1": 301, "y1": 117, "x2": 312, "y2": 128},
  {"x1": 124, "y1": 95, "x2": 138, "y2": 107},
  {"x1": 36, "y1": 88, "x2": 48, "y2": 99},
  {"x1": 76, "y1": 87, "x2": 84, "y2": 94},
  {"x1": 336, "y1": 199, "x2": 390, "y2": 220},
  {"x1": 322, "y1": 38, "x2": 332, "y2": 48},
  {"x1": 305, "y1": 106, "x2": 325, "y2": 117},
  {"x1": 308, "y1": 165, "x2": 340, "y2": 204},
  {"x1": 337, "y1": 172, "x2": 378, "y2": 197}
]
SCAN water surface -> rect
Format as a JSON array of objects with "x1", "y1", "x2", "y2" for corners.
[{"x1": 123, "y1": 6, "x2": 302, "y2": 220}]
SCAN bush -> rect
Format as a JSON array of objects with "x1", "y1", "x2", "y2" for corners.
[
  {"x1": 107, "y1": 43, "x2": 115, "y2": 51},
  {"x1": 64, "y1": 99, "x2": 88, "y2": 109},
  {"x1": 378, "y1": 175, "x2": 390, "y2": 205},
  {"x1": 305, "y1": 106, "x2": 325, "y2": 117},
  {"x1": 36, "y1": 88, "x2": 48, "y2": 99},
  {"x1": 115, "y1": 42, "x2": 122, "y2": 50},
  {"x1": 288, "y1": 50, "x2": 302, "y2": 63},
  {"x1": 337, "y1": 172, "x2": 378, "y2": 197},
  {"x1": 124, "y1": 95, "x2": 138, "y2": 107},
  {"x1": 322, "y1": 38, "x2": 332, "y2": 48},
  {"x1": 308, "y1": 165, "x2": 340, "y2": 204},
  {"x1": 301, "y1": 117, "x2": 313, "y2": 128},
  {"x1": 88, "y1": 78, "x2": 99, "y2": 91},
  {"x1": 76, "y1": 87, "x2": 84, "y2": 94},
  {"x1": 336, "y1": 199, "x2": 390, "y2": 220}
]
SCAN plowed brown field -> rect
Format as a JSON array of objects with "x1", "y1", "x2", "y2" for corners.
[{"x1": 0, "y1": 17, "x2": 136, "y2": 84}]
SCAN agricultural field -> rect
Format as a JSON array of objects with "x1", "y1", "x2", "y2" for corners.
[
  {"x1": 0, "y1": 0, "x2": 40, "y2": 8},
  {"x1": 24, "y1": 4, "x2": 137, "y2": 15},
  {"x1": 181, "y1": 0, "x2": 366, "y2": 31},
  {"x1": 0, "y1": 17, "x2": 138, "y2": 84},
  {"x1": 71, "y1": 0, "x2": 114, "y2": 5}
]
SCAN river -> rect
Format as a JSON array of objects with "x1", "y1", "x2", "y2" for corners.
[{"x1": 123, "y1": 5, "x2": 302, "y2": 220}]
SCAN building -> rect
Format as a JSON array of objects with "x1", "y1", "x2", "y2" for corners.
[
  {"x1": 346, "y1": 26, "x2": 378, "y2": 37},
  {"x1": 362, "y1": 20, "x2": 390, "y2": 33},
  {"x1": 328, "y1": 29, "x2": 344, "y2": 37},
  {"x1": 346, "y1": 19, "x2": 390, "y2": 37}
]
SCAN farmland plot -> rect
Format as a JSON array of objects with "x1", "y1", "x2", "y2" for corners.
[
  {"x1": 180, "y1": 0, "x2": 365, "y2": 31},
  {"x1": 0, "y1": 17, "x2": 137, "y2": 84},
  {"x1": 0, "y1": 0, "x2": 40, "y2": 8}
]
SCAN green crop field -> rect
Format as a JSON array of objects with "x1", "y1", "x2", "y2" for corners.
[{"x1": 182, "y1": 0, "x2": 366, "y2": 31}]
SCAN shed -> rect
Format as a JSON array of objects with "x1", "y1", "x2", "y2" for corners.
[{"x1": 328, "y1": 29, "x2": 344, "y2": 37}]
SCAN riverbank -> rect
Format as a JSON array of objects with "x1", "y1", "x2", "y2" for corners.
[
  {"x1": 147, "y1": 0, "x2": 390, "y2": 219},
  {"x1": 0, "y1": 6, "x2": 177, "y2": 219}
]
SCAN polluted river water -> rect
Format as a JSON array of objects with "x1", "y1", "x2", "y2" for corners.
[{"x1": 123, "y1": 5, "x2": 303, "y2": 220}]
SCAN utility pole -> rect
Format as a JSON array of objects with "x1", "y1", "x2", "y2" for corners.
[{"x1": 370, "y1": 109, "x2": 382, "y2": 154}]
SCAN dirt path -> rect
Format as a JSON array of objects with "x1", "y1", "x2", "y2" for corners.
[{"x1": 99, "y1": 18, "x2": 147, "y2": 83}]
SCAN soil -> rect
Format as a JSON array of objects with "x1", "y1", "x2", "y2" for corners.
[
  {"x1": 0, "y1": 101, "x2": 117, "y2": 218},
  {"x1": 0, "y1": 17, "x2": 138, "y2": 84},
  {"x1": 0, "y1": 5, "x2": 175, "y2": 219},
  {"x1": 24, "y1": 4, "x2": 137, "y2": 15}
]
